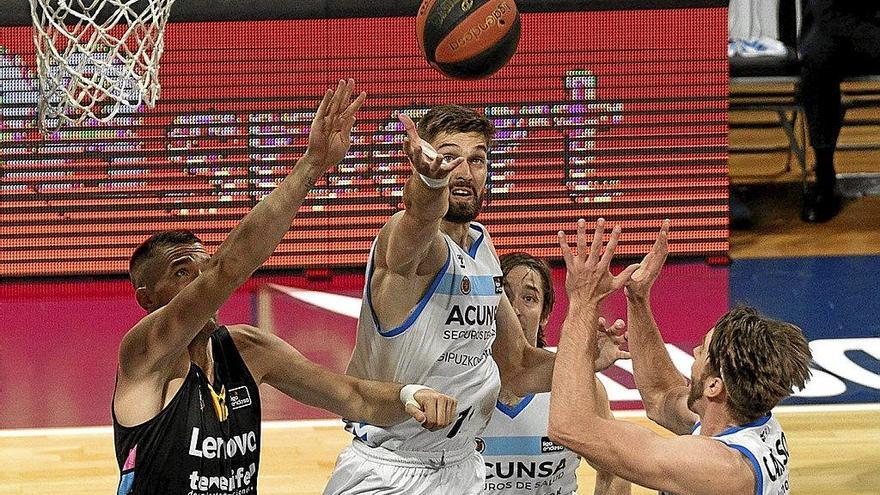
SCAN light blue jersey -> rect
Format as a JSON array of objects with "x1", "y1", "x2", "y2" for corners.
[
  {"x1": 346, "y1": 222, "x2": 503, "y2": 453},
  {"x1": 664, "y1": 414, "x2": 791, "y2": 495},
  {"x1": 479, "y1": 393, "x2": 579, "y2": 495},
  {"x1": 698, "y1": 414, "x2": 790, "y2": 495}
]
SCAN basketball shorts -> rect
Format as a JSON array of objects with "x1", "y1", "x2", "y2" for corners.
[{"x1": 323, "y1": 438, "x2": 484, "y2": 495}]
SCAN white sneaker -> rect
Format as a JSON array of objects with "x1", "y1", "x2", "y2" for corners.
[
  {"x1": 728, "y1": 39, "x2": 740, "y2": 58},
  {"x1": 739, "y1": 37, "x2": 788, "y2": 58}
]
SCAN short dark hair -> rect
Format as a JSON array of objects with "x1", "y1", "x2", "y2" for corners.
[
  {"x1": 708, "y1": 306, "x2": 812, "y2": 422},
  {"x1": 417, "y1": 105, "x2": 495, "y2": 145},
  {"x1": 499, "y1": 252, "x2": 555, "y2": 348},
  {"x1": 129, "y1": 231, "x2": 203, "y2": 287}
]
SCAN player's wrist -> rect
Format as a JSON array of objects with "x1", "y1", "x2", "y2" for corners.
[
  {"x1": 567, "y1": 293, "x2": 603, "y2": 315},
  {"x1": 297, "y1": 152, "x2": 327, "y2": 174},
  {"x1": 399, "y1": 384, "x2": 432, "y2": 408},
  {"x1": 412, "y1": 142, "x2": 450, "y2": 189},
  {"x1": 625, "y1": 288, "x2": 650, "y2": 304}
]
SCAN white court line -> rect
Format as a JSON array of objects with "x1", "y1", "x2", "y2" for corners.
[{"x1": 1, "y1": 403, "x2": 877, "y2": 438}]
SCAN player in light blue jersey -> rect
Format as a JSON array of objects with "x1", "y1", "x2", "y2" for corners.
[
  {"x1": 325, "y1": 105, "x2": 572, "y2": 495},
  {"x1": 479, "y1": 252, "x2": 630, "y2": 495},
  {"x1": 548, "y1": 220, "x2": 813, "y2": 495}
]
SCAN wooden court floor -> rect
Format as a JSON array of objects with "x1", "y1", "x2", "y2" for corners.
[{"x1": 0, "y1": 406, "x2": 876, "y2": 494}]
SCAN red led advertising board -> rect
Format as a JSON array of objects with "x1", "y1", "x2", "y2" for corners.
[{"x1": 0, "y1": 8, "x2": 727, "y2": 277}]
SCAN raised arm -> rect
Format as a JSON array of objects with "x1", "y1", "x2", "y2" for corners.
[
  {"x1": 548, "y1": 218, "x2": 636, "y2": 456},
  {"x1": 547, "y1": 220, "x2": 753, "y2": 495},
  {"x1": 624, "y1": 220, "x2": 698, "y2": 434},
  {"x1": 491, "y1": 240, "x2": 630, "y2": 398},
  {"x1": 491, "y1": 292, "x2": 557, "y2": 396},
  {"x1": 231, "y1": 326, "x2": 457, "y2": 430},
  {"x1": 552, "y1": 410, "x2": 755, "y2": 495},
  {"x1": 378, "y1": 114, "x2": 466, "y2": 277},
  {"x1": 120, "y1": 80, "x2": 366, "y2": 375}
]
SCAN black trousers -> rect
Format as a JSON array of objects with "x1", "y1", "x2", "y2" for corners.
[{"x1": 799, "y1": 2, "x2": 880, "y2": 159}]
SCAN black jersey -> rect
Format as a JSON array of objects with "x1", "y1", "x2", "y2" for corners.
[{"x1": 113, "y1": 326, "x2": 261, "y2": 495}]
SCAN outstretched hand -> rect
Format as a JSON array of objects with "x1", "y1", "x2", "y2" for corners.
[
  {"x1": 304, "y1": 78, "x2": 367, "y2": 172},
  {"x1": 626, "y1": 219, "x2": 670, "y2": 301},
  {"x1": 595, "y1": 316, "x2": 630, "y2": 371},
  {"x1": 557, "y1": 218, "x2": 640, "y2": 302},
  {"x1": 405, "y1": 388, "x2": 458, "y2": 432},
  {"x1": 398, "y1": 113, "x2": 465, "y2": 184}
]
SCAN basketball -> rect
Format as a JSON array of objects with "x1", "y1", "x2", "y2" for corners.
[{"x1": 416, "y1": 0, "x2": 520, "y2": 79}]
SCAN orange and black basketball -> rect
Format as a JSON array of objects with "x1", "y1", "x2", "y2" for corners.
[{"x1": 416, "y1": 0, "x2": 520, "y2": 79}]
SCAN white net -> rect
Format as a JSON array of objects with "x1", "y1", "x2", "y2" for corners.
[{"x1": 28, "y1": 0, "x2": 175, "y2": 133}]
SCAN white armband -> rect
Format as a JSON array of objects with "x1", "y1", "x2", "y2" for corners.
[
  {"x1": 419, "y1": 173, "x2": 450, "y2": 189},
  {"x1": 420, "y1": 141, "x2": 438, "y2": 161},
  {"x1": 415, "y1": 142, "x2": 449, "y2": 189}
]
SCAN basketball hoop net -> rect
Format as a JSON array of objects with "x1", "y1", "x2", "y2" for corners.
[{"x1": 28, "y1": 0, "x2": 175, "y2": 133}]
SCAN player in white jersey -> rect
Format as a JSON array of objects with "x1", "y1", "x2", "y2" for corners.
[
  {"x1": 546, "y1": 219, "x2": 812, "y2": 495},
  {"x1": 479, "y1": 253, "x2": 630, "y2": 495},
  {"x1": 325, "y1": 105, "x2": 566, "y2": 495}
]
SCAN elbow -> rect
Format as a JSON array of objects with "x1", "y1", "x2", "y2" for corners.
[
  {"x1": 641, "y1": 390, "x2": 677, "y2": 429},
  {"x1": 637, "y1": 388, "x2": 665, "y2": 423},
  {"x1": 548, "y1": 412, "x2": 606, "y2": 461},
  {"x1": 547, "y1": 413, "x2": 579, "y2": 452},
  {"x1": 507, "y1": 377, "x2": 529, "y2": 399},
  {"x1": 500, "y1": 345, "x2": 549, "y2": 397},
  {"x1": 645, "y1": 411, "x2": 663, "y2": 427},
  {"x1": 547, "y1": 422, "x2": 569, "y2": 449},
  {"x1": 547, "y1": 421, "x2": 586, "y2": 456}
]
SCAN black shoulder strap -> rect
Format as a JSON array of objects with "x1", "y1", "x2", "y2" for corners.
[{"x1": 210, "y1": 326, "x2": 246, "y2": 387}]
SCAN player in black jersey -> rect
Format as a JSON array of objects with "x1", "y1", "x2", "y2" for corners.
[{"x1": 112, "y1": 79, "x2": 458, "y2": 495}]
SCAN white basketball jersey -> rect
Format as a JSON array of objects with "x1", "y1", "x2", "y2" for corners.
[
  {"x1": 478, "y1": 393, "x2": 580, "y2": 495},
  {"x1": 669, "y1": 414, "x2": 790, "y2": 495},
  {"x1": 346, "y1": 222, "x2": 503, "y2": 453}
]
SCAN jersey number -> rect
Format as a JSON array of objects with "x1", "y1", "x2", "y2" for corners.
[{"x1": 446, "y1": 406, "x2": 474, "y2": 438}]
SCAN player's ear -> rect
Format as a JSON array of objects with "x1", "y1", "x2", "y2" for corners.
[
  {"x1": 705, "y1": 375, "x2": 724, "y2": 400},
  {"x1": 135, "y1": 286, "x2": 155, "y2": 311}
]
